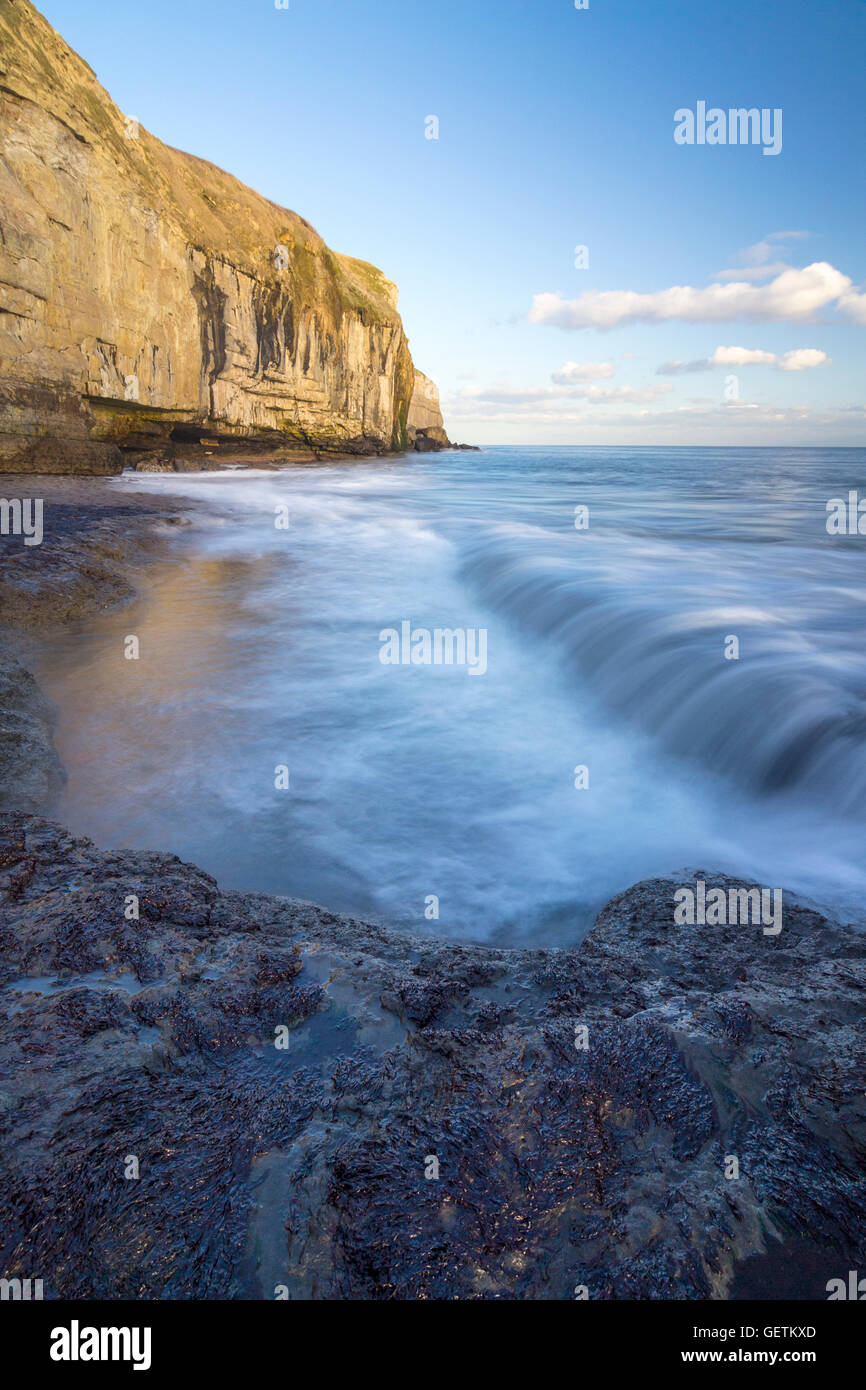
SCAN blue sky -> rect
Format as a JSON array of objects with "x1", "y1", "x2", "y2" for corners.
[{"x1": 38, "y1": 0, "x2": 866, "y2": 444}]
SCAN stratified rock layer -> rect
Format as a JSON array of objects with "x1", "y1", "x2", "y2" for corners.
[
  {"x1": 0, "y1": 0, "x2": 426, "y2": 471},
  {"x1": 407, "y1": 371, "x2": 450, "y2": 451},
  {"x1": 0, "y1": 815, "x2": 863, "y2": 1300}
]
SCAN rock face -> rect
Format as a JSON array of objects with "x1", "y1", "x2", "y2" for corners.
[
  {"x1": 407, "y1": 371, "x2": 451, "y2": 452},
  {"x1": 0, "y1": 815, "x2": 863, "y2": 1300},
  {"x1": 0, "y1": 0, "x2": 442, "y2": 472}
]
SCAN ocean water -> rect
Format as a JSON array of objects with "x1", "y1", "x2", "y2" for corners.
[{"x1": 37, "y1": 446, "x2": 866, "y2": 944}]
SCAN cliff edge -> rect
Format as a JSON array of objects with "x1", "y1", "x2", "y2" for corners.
[{"x1": 0, "y1": 0, "x2": 451, "y2": 471}]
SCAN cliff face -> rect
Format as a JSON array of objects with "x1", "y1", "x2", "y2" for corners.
[
  {"x1": 407, "y1": 370, "x2": 450, "y2": 451},
  {"x1": 0, "y1": 0, "x2": 431, "y2": 472}
]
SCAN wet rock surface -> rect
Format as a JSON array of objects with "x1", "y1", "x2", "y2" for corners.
[
  {"x1": 0, "y1": 479, "x2": 193, "y2": 822},
  {"x1": 0, "y1": 815, "x2": 862, "y2": 1300},
  {"x1": 0, "y1": 648, "x2": 65, "y2": 812},
  {"x1": 0, "y1": 477, "x2": 192, "y2": 629}
]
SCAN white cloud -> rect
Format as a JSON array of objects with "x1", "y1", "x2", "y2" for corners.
[
  {"x1": 656, "y1": 359, "x2": 708, "y2": 376},
  {"x1": 743, "y1": 231, "x2": 810, "y2": 262},
  {"x1": 447, "y1": 381, "x2": 673, "y2": 414},
  {"x1": 445, "y1": 399, "x2": 865, "y2": 442},
  {"x1": 528, "y1": 262, "x2": 852, "y2": 331},
  {"x1": 778, "y1": 348, "x2": 831, "y2": 371},
  {"x1": 657, "y1": 345, "x2": 830, "y2": 375},
  {"x1": 581, "y1": 384, "x2": 671, "y2": 403},
  {"x1": 713, "y1": 231, "x2": 811, "y2": 281},
  {"x1": 839, "y1": 291, "x2": 866, "y2": 325},
  {"x1": 711, "y1": 346, "x2": 777, "y2": 366},
  {"x1": 714, "y1": 263, "x2": 793, "y2": 282},
  {"x1": 550, "y1": 360, "x2": 615, "y2": 383}
]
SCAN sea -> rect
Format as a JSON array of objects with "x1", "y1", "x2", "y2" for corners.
[{"x1": 34, "y1": 445, "x2": 866, "y2": 945}]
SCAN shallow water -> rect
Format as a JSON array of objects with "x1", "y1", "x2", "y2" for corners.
[{"x1": 36, "y1": 445, "x2": 866, "y2": 944}]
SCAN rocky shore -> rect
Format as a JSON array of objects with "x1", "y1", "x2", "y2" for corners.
[
  {"x1": 0, "y1": 478, "x2": 183, "y2": 813},
  {"x1": 0, "y1": 481, "x2": 864, "y2": 1300},
  {"x1": 1, "y1": 815, "x2": 864, "y2": 1300}
]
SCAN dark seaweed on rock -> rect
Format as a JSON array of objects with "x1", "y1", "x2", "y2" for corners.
[{"x1": 0, "y1": 815, "x2": 864, "y2": 1299}]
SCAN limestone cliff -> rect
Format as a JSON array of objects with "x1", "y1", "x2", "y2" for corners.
[
  {"x1": 0, "y1": 0, "x2": 441, "y2": 471},
  {"x1": 407, "y1": 371, "x2": 450, "y2": 451}
]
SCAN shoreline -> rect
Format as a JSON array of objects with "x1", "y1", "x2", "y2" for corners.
[
  {"x1": 2, "y1": 810, "x2": 864, "y2": 1299},
  {"x1": 1, "y1": 476, "x2": 865, "y2": 1298},
  {"x1": 0, "y1": 476, "x2": 191, "y2": 812}
]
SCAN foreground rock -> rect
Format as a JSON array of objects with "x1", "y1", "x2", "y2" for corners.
[
  {"x1": 0, "y1": 494, "x2": 157, "y2": 629},
  {"x1": 0, "y1": 814, "x2": 863, "y2": 1300},
  {"x1": 0, "y1": 0, "x2": 454, "y2": 470},
  {"x1": 0, "y1": 474, "x2": 201, "y2": 632},
  {"x1": 0, "y1": 654, "x2": 64, "y2": 812}
]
